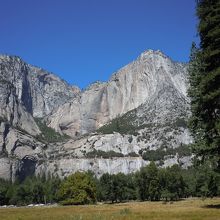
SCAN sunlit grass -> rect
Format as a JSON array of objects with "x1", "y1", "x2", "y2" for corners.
[{"x1": 0, "y1": 198, "x2": 220, "y2": 220}]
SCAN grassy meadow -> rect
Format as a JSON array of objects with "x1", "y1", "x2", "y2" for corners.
[{"x1": 0, "y1": 198, "x2": 220, "y2": 220}]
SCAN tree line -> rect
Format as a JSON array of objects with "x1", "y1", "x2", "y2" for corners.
[{"x1": 0, "y1": 162, "x2": 219, "y2": 206}]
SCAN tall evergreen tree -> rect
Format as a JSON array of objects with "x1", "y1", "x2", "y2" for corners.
[{"x1": 188, "y1": 0, "x2": 220, "y2": 170}]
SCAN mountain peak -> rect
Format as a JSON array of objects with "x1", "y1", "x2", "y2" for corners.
[{"x1": 139, "y1": 49, "x2": 169, "y2": 60}]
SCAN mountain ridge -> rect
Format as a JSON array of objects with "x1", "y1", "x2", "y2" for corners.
[
  {"x1": 47, "y1": 49, "x2": 189, "y2": 137},
  {"x1": 0, "y1": 49, "x2": 192, "y2": 181}
]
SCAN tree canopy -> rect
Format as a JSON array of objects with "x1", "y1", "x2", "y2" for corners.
[
  {"x1": 58, "y1": 172, "x2": 97, "y2": 205},
  {"x1": 188, "y1": 0, "x2": 220, "y2": 170}
]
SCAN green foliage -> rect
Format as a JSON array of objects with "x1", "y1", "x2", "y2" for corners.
[
  {"x1": 182, "y1": 162, "x2": 220, "y2": 198},
  {"x1": 188, "y1": 0, "x2": 220, "y2": 169},
  {"x1": 86, "y1": 149, "x2": 124, "y2": 158},
  {"x1": 97, "y1": 111, "x2": 139, "y2": 135},
  {"x1": 142, "y1": 149, "x2": 165, "y2": 161},
  {"x1": 43, "y1": 174, "x2": 62, "y2": 203},
  {"x1": 142, "y1": 144, "x2": 191, "y2": 161},
  {"x1": 98, "y1": 173, "x2": 137, "y2": 203},
  {"x1": 135, "y1": 163, "x2": 187, "y2": 201},
  {"x1": 159, "y1": 165, "x2": 186, "y2": 201},
  {"x1": 136, "y1": 162, "x2": 160, "y2": 201},
  {"x1": 1, "y1": 164, "x2": 220, "y2": 206},
  {"x1": 0, "y1": 178, "x2": 10, "y2": 205},
  {"x1": 176, "y1": 144, "x2": 192, "y2": 157},
  {"x1": 58, "y1": 172, "x2": 96, "y2": 205},
  {"x1": 0, "y1": 174, "x2": 61, "y2": 206},
  {"x1": 35, "y1": 118, "x2": 69, "y2": 143},
  {"x1": 174, "y1": 118, "x2": 187, "y2": 128},
  {"x1": 127, "y1": 152, "x2": 139, "y2": 157}
]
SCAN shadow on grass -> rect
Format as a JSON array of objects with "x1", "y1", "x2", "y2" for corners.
[{"x1": 203, "y1": 204, "x2": 220, "y2": 209}]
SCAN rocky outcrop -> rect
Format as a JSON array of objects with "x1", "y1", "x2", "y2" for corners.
[
  {"x1": 0, "y1": 56, "x2": 40, "y2": 136},
  {"x1": 36, "y1": 157, "x2": 148, "y2": 178},
  {"x1": 0, "y1": 125, "x2": 46, "y2": 181},
  {"x1": 29, "y1": 65, "x2": 80, "y2": 118},
  {"x1": 0, "y1": 55, "x2": 80, "y2": 134}
]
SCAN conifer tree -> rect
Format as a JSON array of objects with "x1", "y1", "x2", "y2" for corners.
[{"x1": 188, "y1": 0, "x2": 220, "y2": 169}]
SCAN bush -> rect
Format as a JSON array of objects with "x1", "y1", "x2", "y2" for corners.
[
  {"x1": 86, "y1": 149, "x2": 124, "y2": 158},
  {"x1": 127, "y1": 152, "x2": 139, "y2": 157},
  {"x1": 142, "y1": 145, "x2": 191, "y2": 161},
  {"x1": 174, "y1": 118, "x2": 187, "y2": 128},
  {"x1": 142, "y1": 149, "x2": 166, "y2": 161},
  {"x1": 58, "y1": 172, "x2": 96, "y2": 205}
]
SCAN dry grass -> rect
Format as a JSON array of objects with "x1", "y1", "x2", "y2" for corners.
[{"x1": 0, "y1": 198, "x2": 220, "y2": 220}]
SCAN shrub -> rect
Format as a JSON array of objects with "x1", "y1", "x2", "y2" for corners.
[
  {"x1": 86, "y1": 149, "x2": 124, "y2": 158},
  {"x1": 58, "y1": 172, "x2": 96, "y2": 205},
  {"x1": 128, "y1": 136, "x2": 133, "y2": 143},
  {"x1": 127, "y1": 152, "x2": 139, "y2": 157},
  {"x1": 142, "y1": 145, "x2": 191, "y2": 161},
  {"x1": 174, "y1": 118, "x2": 187, "y2": 128}
]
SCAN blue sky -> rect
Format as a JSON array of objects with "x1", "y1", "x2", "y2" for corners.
[{"x1": 0, "y1": 0, "x2": 198, "y2": 89}]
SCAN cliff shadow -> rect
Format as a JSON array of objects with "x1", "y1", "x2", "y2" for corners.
[{"x1": 16, "y1": 156, "x2": 37, "y2": 182}]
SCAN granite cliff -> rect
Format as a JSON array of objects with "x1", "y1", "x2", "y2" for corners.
[
  {"x1": 0, "y1": 50, "x2": 193, "y2": 181},
  {"x1": 48, "y1": 50, "x2": 189, "y2": 137}
]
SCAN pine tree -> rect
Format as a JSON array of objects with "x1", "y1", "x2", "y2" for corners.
[{"x1": 188, "y1": 0, "x2": 220, "y2": 170}]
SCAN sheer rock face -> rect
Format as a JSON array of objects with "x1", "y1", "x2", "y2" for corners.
[
  {"x1": 0, "y1": 55, "x2": 80, "y2": 133},
  {"x1": 48, "y1": 50, "x2": 188, "y2": 137},
  {"x1": 29, "y1": 65, "x2": 80, "y2": 118},
  {"x1": 0, "y1": 55, "x2": 80, "y2": 180},
  {"x1": 0, "y1": 56, "x2": 40, "y2": 136},
  {"x1": 36, "y1": 157, "x2": 148, "y2": 178},
  {"x1": 0, "y1": 50, "x2": 193, "y2": 181}
]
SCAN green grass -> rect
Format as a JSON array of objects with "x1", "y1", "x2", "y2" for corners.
[{"x1": 0, "y1": 198, "x2": 220, "y2": 220}]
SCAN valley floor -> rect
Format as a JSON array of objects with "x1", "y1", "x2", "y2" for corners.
[{"x1": 0, "y1": 198, "x2": 220, "y2": 220}]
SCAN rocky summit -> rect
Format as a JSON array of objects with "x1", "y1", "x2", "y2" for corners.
[{"x1": 0, "y1": 50, "x2": 193, "y2": 181}]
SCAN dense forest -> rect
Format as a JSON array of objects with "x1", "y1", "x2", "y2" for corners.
[{"x1": 0, "y1": 162, "x2": 219, "y2": 206}]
